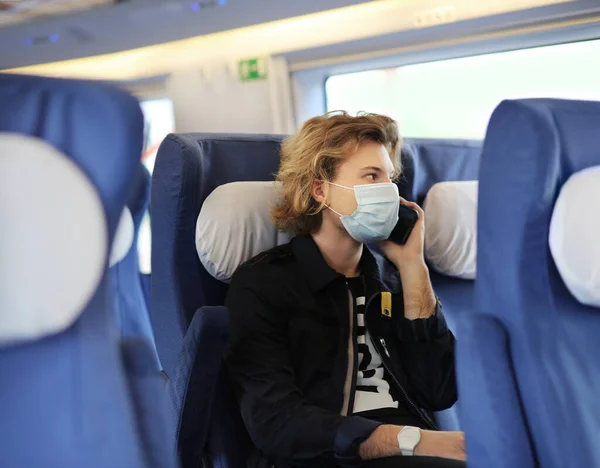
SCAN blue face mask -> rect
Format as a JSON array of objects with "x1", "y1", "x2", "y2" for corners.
[{"x1": 326, "y1": 182, "x2": 400, "y2": 243}]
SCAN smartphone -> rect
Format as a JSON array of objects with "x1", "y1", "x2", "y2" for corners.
[{"x1": 388, "y1": 204, "x2": 419, "y2": 245}]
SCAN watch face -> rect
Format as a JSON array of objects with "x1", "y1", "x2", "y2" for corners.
[{"x1": 398, "y1": 426, "x2": 421, "y2": 455}]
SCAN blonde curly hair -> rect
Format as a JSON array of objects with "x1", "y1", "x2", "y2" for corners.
[{"x1": 272, "y1": 111, "x2": 402, "y2": 234}]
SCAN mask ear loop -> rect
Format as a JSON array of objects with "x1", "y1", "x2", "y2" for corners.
[
  {"x1": 321, "y1": 180, "x2": 350, "y2": 218},
  {"x1": 325, "y1": 204, "x2": 344, "y2": 217},
  {"x1": 324, "y1": 181, "x2": 353, "y2": 191}
]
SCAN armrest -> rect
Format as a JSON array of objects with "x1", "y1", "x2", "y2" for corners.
[
  {"x1": 169, "y1": 306, "x2": 230, "y2": 468},
  {"x1": 121, "y1": 337, "x2": 179, "y2": 468}
]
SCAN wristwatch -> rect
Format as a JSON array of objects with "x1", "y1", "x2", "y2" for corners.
[{"x1": 397, "y1": 426, "x2": 421, "y2": 456}]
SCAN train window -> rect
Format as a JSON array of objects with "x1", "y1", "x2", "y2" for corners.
[
  {"x1": 138, "y1": 212, "x2": 152, "y2": 275},
  {"x1": 325, "y1": 39, "x2": 600, "y2": 139},
  {"x1": 140, "y1": 98, "x2": 175, "y2": 174},
  {"x1": 138, "y1": 98, "x2": 175, "y2": 274}
]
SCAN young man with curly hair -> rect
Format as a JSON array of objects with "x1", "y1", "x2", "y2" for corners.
[{"x1": 226, "y1": 112, "x2": 465, "y2": 468}]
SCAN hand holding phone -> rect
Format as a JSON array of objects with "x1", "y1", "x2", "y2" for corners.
[{"x1": 388, "y1": 203, "x2": 419, "y2": 245}]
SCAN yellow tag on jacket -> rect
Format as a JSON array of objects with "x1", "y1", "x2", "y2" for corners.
[{"x1": 381, "y1": 291, "x2": 392, "y2": 318}]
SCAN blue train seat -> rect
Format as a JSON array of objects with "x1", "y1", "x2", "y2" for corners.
[
  {"x1": 400, "y1": 139, "x2": 481, "y2": 332},
  {"x1": 142, "y1": 272, "x2": 152, "y2": 314},
  {"x1": 151, "y1": 133, "x2": 284, "y2": 377},
  {"x1": 110, "y1": 164, "x2": 161, "y2": 370},
  {"x1": 400, "y1": 139, "x2": 482, "y2": 431},
  {"x1": 0, "y1": 74, "x2": 176, "y2": 468},
  {"x1": 400, "y1": 139, "x2": 481, "y2": 204},
  {"x1": 169, "y1": 305, "x2": 232, "y2": 468},
  {"x1": 420, "y1": 180, "x2": 478, "y2": 431},
  {"x1": 151, "y1": 134, "x2": 283, "y2": 467},
  {"x1": 457, "y1": 99, "x2": 600, "y2": 468}
]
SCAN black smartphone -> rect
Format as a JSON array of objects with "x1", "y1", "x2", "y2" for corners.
[{"x1": 388, "y1": 204, "x2": 419, "y2": 245}]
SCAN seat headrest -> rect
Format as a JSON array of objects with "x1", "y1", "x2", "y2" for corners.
[
  {"x1": 109, "y1": 208, "x2": 134, "y2": 267},
  {"x1": 423, "y1": 181, "x2": 478, "y2": 280},
  {"x1": 550, "y1": 166, "x2": 600, "y2": 308},
  {"x1": 196, "y1": 181, "x2": 293, "y2": 283},
  {"x1": 0, "y1": 133, "x2": 107, "y2": 345}
]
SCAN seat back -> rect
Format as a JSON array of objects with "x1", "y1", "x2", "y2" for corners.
[
  {"x1": 400, "y1": 139, "x2": 481, "y2": 203},
  {"x1": 401, "y1": 139, "x2": 481, "y2": 332},
  {"x1": 465, "y1": 98, "x2": 600, "y2": 468},
  {"x1": 402, "y1": 139, "x2": 481, "y2": 431},
  {"x1": 151, "y1": 133, "x2": 284, "y2": 377},
  {"x1": 110, "y1": 164, "x2": 161, "y2": 370},
  {"x1": 0, "y1": 74, "x2": 167, "y2": 468}
]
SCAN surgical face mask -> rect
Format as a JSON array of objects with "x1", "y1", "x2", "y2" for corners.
[{"x1": 325, "y1": 181, "x2": 399, "y2": 243}]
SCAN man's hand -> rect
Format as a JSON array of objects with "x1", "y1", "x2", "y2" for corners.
[
  {"x1": 359, "y1": 426, "x2": 466, "y2": 462},
  {"x1": 378, "y1": 198, "x2": 425, "y2": 269},
  {"x1": 415, "y1": 430, "x2": 466, "y2": 461},
  {"x1": 378, "y1": 198, "x2": 437, "y2": 320}
]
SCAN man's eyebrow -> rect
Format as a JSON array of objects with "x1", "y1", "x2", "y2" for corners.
[
  {"x1": 360, "y1": 166, "x2": 383, "y2": 172},
  {"x1": 361, "y1": 166, "x2": 394, "y2": 176}
]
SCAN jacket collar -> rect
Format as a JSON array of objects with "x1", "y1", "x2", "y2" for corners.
[{"x1": 291, "y1": 235, "x2": 382, "y2": 292}]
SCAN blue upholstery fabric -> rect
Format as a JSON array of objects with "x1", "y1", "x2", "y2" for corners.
[
  {"x1": 457, "y1": 315, "x2": 535, "y2": 468},
  {"x1": 402, "y1": 139, "x2": 482, "y2": 431},
  {"x1": 429, "y1": 272, "x2": 476, "y2": 337},
  {"x1": 151, "y1": 133, "x2": 284, "y2": 377},
  {"x1": 0, "y1": 74, "x2": 176, "y2": 468},
  {"x1": 111, "y1": 164, "x2": 161, "y2": 370},
  {"x1": 169, "y1": 306, "x2": 231, "y2": 468},
  {"x1": 0, "y1": 74, "x2": 141, "y2": 234},
  {"x1": 399, "y1": 139, "x2": 482, "y2": 334},
  {"x1": 142, "y1": 273, "x2": 152, "y2": 314},
  {"x1": 122, "y1": 338, "x2": 178, "y2": 468},
  {"x1": 458, "y1": 99, "x2": 600, "y2": 468},
  {"x1": 400, "y1": 139, "x2": 481, "y2": 204}
]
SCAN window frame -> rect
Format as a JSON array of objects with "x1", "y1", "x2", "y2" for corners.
[
  {"x1": 290, "y1": 4, "x2": 600, "y2": 127},
  {"x1": 119, "y1": 74, "x2": 171, "y2": 101}
]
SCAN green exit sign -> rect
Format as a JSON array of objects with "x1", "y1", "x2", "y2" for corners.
[{"x1": 239, "y1": 58, "x2": 268, "y2": 82}]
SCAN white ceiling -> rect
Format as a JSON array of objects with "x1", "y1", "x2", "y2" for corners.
[
  {"x1": 0, "y1": 0, "x2": 113, "y2": 27},
  {"x1": 0, "y1": 0, "x2": 591, "y2": 72}
]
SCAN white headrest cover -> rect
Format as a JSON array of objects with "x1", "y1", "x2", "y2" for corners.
[
  {"x1": 549, "y1": 166, "x2": 600, "y2": 308},
  {"x1": 196, "y1": 181, "x2": 293, "y2": 283},
  {"x1": 109, "y1": 207, "x2": 134, "y2": 267},
  {"x1": 0, "y1": 133, "x2": 107, "y2": 345},
  {"x1": 423, "y1": 181, "x2": 478, "y2": 280}
]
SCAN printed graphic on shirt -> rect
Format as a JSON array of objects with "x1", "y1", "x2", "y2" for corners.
[{"x1": 346, "y1": 277, "x2": 399, "y2": 413}]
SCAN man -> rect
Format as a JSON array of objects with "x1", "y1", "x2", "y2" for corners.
[{"x1": 226, "y1": 112, "x2": 466, "y2": 468}]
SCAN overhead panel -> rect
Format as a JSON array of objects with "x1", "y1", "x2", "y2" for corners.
[
  {"x1": 0, "y1": 0, "x2": 113, "y2": 27},
  {"x1": 0, "y1": 0, "x2": 378, "y2": 69},
  {"x1": 0, "y1": 0, "x2": 583, "y2": 72}
]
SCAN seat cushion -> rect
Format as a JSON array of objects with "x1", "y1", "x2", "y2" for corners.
[
  {"x1": 423, "y1": 181, "x2": 478, "y2": 280},
  {"x1": 0, "y1": 133, "x2": 106, "y2": 345},
  {"x1": 196, "y1": 181, "x2": 292, "y2": 283},
  {"x1": 549, "y1": 165, "x2": 600, "y2": 307}
]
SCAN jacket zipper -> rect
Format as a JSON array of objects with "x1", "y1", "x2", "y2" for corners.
[
  {"x1": 341, "y1": 285, "x2": 357, "y2": 416},
  {"x1": 364, "y1": 293, "x2": 438, "y2": 430}
]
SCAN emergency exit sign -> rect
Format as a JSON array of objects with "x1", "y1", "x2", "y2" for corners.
[{"x1": 239, "y1": 58, "x2": 268, "y2": 82}]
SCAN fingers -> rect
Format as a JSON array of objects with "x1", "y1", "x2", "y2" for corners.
[{"x1": 400, "y1": 197, "x2": 424, "y2": 216}]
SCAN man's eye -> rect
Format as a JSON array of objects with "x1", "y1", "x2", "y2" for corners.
[{"x1": 366, "y1": 174, "x2": 376, "y2": 181}]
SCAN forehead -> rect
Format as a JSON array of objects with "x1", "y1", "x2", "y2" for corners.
[{"x1": 340, "y1": 141, "x2": 394, "y2": 172}]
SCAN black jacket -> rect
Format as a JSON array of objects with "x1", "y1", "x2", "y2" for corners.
[{"x1": 225, "y1": 235, "x2": 457, "y2": 468}]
